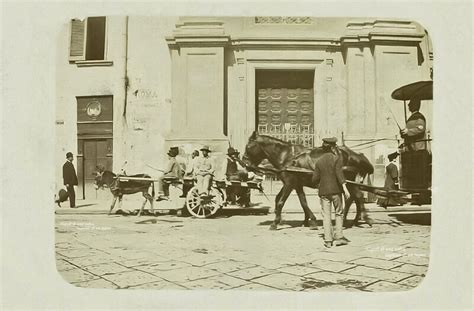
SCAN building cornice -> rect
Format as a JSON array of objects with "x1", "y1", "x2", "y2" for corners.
[
  {"x1": 230, "y1": 37, "x2": 340, "y2": 49},
  {"x1": 341, "y1": 19, "x2": 425, "y2": 46},
  {"x1": 166, "y1": 35, "x2": 230, "y2": 48},
  {"x1": 166, "y1": 18, "x2": 427, "y2": 49},
  {"x1": 341, "y1": 33, "x2": 425, "y2": 46}
]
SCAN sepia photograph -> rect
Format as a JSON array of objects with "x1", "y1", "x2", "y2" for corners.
[
  {"x1": 1, "y1": 1, "x2": 472, "y2": 309},
  {"x1": 55, "y1": 16, "x2": 433, "y2": 292}
]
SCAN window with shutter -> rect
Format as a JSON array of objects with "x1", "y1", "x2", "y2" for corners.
[
  {"x1": 69, "y1": 16, "x2": 109, "y2": 64},
  {"x1": 69, "y1": 19, "x2": 86, "y2": 61}
]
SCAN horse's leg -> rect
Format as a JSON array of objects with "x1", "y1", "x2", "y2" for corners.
[
  {"x1": 295, "y1": 186, "x2": 318, "y2": 230},
  {"x1": 270, "y1": 185, "x2": 292, "y2": 231},
  {"x1": 143, "y1": 189, "x2": 154, "y2": 215},
  {"x1": 350, "y1": 185, "x2": 373, "y2": 227},
  {"x1": 118, "y1": 195, "x2": 123, "y2": 211},
  {"x1": 271, "y1": 187, "x2": 283, "y2": 214},
  {"x1": 343, "y1": 195, "x2": 355, "y2": 228},
  {"x1": 138, "y1": 191, "x2": 149, "y2": 217},
  {"x1": 147, "y1": 191, "x2": 154, "y2": 215},
  {"x1": 358, "y1": 198, "x2": 373, "y2": 227},
  {"x1": 109, "y1": 196, "x2": 118, "y2": 215}
]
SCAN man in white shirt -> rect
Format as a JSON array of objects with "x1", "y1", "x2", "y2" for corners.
[{"x1": 194, "y1": 146, "x2": 214, "y2": 196}]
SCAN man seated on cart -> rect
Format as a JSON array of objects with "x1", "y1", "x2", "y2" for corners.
[
  {"x1": 181, "y1": 150, "x2": 199, "y2": 198},
  {"x1": 225, "y1": 147, "x2": 251, "y2": 206},
  {"x1": 156, "y1": 147, "x2": 181, "y2": 201},
  {"x1": 194, "y1": 145, "x2": 214, "y2": 197}
]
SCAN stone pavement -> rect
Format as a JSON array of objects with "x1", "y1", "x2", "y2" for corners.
[{"x1": 55, "y1": 197, "x2": 430, "y2": 292}]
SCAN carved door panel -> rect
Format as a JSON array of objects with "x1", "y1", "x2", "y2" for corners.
[{"x1": 256, "y1": 70, "x2": 314, "y2": 134}]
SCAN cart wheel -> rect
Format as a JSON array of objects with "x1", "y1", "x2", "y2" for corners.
[{"x1": 186, "y1": 186, "x2": 223, "y2": 218}]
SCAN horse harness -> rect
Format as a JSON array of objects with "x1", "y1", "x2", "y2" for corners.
[{"x1": 247, "y1": 142, "x2": 361, "y2": 177}]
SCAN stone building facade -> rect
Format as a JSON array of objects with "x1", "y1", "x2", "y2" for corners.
[{"x1": 56, "y1": 16, "x2": 433, "y2": 199}]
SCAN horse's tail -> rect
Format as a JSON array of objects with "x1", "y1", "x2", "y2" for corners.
[{"x1": 151, "y1": 181, "x2": 155, "y2": 197}]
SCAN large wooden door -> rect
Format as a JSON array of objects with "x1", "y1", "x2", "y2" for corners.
[
  {"x1": 256, "y1": 70, "x2": 314, "y2": 138},
  {"x1": 78, "y1": 139, "x2": 113, "y2": 200},
  {"x1": 76, "y1": 95, "x2": 113, "y2": 200}
]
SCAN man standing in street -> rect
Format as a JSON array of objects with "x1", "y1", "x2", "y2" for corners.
[
  {"x1": 312, "y1": 138, "x2": 351, "y2": 248},
  {"x1": 63, "y1": 152, "x2": 78, "y2": 208}
]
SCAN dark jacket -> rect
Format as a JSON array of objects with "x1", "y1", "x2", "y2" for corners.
[
  {"x1": 163, "y1": 157, "x2": 182, "y2": 178},
  {"x1": 63, "y1": 161, "x2": 78, "y2": 186},
  {"x1": 403, "y1": 111, "x2": 427, "y2": 151},
  {"x1": 312, "y1": 152, "x2": 345, "y2": 196}
]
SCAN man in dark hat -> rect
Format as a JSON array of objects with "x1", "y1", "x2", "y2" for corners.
[
  {"x1": 195, "y1": 145, "x2": 214, "y2": 196},
  {"x1": 400, "y1": 99, "x2": 427, "y2": 151},
  {"x1": 312, "y1": 137, "x2": 350, "y2": 248},
  {"x1": 62, "y1": 152, "x2": 78, "y2": 208},
  {"x1": 377, "y1": 151, "x2": 403, "y2": 206},
  {"x1": 225, "y1": 147, "x2": 250, "y2": 205},
  {"x1": 156, "y1": 147, "x2": 181, "y2": 201}
]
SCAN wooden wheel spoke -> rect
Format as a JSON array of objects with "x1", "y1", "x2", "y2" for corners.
[{"x1": 186, "y1": 186, "x2": 222, "y2": 218}]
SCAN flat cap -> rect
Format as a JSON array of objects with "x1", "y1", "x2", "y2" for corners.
[
  {"x1": 388, "y1": 151, "x2": 399, "y2": 161},
  {"x1": 322, "y1": 137, "x2": 338, "y2": 144}
]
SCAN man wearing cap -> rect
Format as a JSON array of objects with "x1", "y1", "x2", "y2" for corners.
[
  {"x1": 194, "y1": 145, "x2": 214, "y2": 196},
  {"x1": 312, "y1": 137, "x2": 351, "y2": 248},
  {"x1": 400, "y1": 99, "x2": 427, "y2": 151},
  {"x1": 156, "y1": 147, "x2": 181, "y2": 201},
  {"x1": 62, "y1": 152, "x2": 78, "y2": 208}
]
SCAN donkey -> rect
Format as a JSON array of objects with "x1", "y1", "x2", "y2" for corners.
[
  {"x1": 94, "y1": 167, "x2": 155, "y2": 216},
  {"x1": 242, "y1": 131, "x2": 374, "y2": 230}
]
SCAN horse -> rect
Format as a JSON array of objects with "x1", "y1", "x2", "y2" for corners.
[
  {"x1": 242, "y1": 131, "x2": 374, "y2": 230},
  {"x1": 94, "y1": 167, "x2": 155, "y2": 216}
]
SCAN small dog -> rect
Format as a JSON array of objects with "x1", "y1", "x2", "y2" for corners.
[{"x1": 55, "y1": 189, "x2": 69, "y2": 207}]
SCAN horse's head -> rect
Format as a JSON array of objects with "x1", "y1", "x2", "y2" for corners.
[{"x1": 243, "y1": 131, "x2": 266, "y2": 168}]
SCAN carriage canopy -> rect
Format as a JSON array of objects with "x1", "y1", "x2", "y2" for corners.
[{"x1": 391, "y1": 80, "x2": 433, "y2": 101}]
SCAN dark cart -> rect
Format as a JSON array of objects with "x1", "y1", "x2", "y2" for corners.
[
  {"x1": 348, "y1": 80, "x2": 433, "y2": 205},
  {"x1": 184, "y1": 178, "x2": 265, "y2": 218},
  {"x1": 392, "y1": 80, "x2": 432, "y2": 204}
]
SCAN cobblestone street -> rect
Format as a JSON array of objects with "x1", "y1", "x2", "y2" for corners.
[{"x1": 55, "y1": 195, "x2": 430, "y2": 292}]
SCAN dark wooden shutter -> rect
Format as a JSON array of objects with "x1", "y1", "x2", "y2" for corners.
[{"x1": 69, "y1": 18, "x2": 86, "y2": 61}]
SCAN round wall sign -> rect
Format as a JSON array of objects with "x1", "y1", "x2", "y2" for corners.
[{"x1": 86, "y1": 100, "x2": 102, "y2": 119}]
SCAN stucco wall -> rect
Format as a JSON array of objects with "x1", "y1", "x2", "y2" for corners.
[
  {"x1": 56, "y1": 16, "x2": 178, "y2": 189},
  {"x1": 56, "y1": 16, "x2": 433, "y2": 194},
  {"x1": 56, "y1": 16, "x2": 127, "y2": 187}
]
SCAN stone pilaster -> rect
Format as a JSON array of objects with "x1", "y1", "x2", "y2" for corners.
[{"x1": 166, "y1": 20, "x2": 230, "y2": 152}]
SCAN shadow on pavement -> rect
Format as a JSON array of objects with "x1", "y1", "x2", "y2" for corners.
[
  {"x1": 135, "y1": 218, "x2": 183, "y2": 225},
  {"x1": 75, "y1": 203, "x2": 97, "y2": 208},
  {"x1": 215, "y1": 208, "x2": 270, "y2": 218},
  {"x1": 388, "y1": 213, "x2": 431, "y2": 226},
  {"x1": 257, "y1": 219, "x2": 320, "y2": 229}
]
